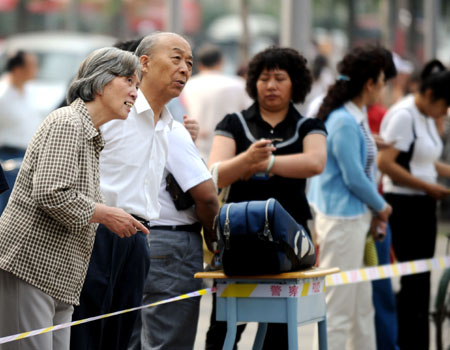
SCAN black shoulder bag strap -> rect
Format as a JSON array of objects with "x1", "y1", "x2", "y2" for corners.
[{"x1": 394, "y1": 109, "x2": 417, "y2": 181}]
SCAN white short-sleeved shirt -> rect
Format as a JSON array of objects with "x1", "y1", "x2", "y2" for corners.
[
  {"x1": 151, "y1": 121, "x2": 212, "y2": 226},
  {"x1": 0, "y1": 80, "x2": 41, "y2": 149},
  {"x1": 182, "y1": 72, "x2": 252, "y2": 161},
  {"x1": 380, "y1": 94, "x2": 443, "y2": 195},
  {"x1": 99, "y1": 89, "x2": 173, "y2": 221}
]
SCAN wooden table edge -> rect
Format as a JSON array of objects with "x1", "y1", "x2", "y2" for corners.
[{"x1": 195, "y1": 267, "x2": 340, "y2": 280}]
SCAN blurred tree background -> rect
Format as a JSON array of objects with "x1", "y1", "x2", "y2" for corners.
[{"x1": 0, "y1": 0, "x2": 448, "y2": 69}]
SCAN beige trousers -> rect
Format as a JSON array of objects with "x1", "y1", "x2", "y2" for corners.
[
  {"x1": 0, "y1": 269, "x2": 73, "y2": 350},
  {"x1": 314, "y1": 211, "x2": 376, "y2": 350}
]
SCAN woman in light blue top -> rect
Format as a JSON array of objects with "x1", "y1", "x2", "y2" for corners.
[{"x1": 308, "y1": 46, "x2": 396, "y2": 350}]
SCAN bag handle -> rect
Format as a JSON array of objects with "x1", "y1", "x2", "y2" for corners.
[{"x1": 209, "y1": 162, "x2": 230, "y2": 203}]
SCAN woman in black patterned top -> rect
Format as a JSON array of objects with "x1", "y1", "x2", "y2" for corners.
[
  {"x1": 205, "y1": 46, "x2": 327, "y2": 350},
  {"x1": 0, "y1": 47, "x2": 148, "y2": 350}
]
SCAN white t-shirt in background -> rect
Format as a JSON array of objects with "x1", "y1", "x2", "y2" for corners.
[
  {"x1": 182, "y1": 71, "x2": 252, "y2": 161},
  {"x1": 0, "y1": 80, "x2": 41, "y2": 149},
  {"x1": 380, "y1": 94, "x2": 443, "y2": 195}
]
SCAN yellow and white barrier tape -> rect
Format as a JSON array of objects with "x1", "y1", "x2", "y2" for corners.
[
  {"x1": 216, "y1": 256, "x2": 450, "y2": 297},
  {"x1": 0, "y1": 287, "x2": 215, "y2": 345},
  {"x1": 326, "y1": 256, "x2": 450, "y2": 287},
  {"x1": 1, "y1": 255, "x2": 449, "y2": 345}
]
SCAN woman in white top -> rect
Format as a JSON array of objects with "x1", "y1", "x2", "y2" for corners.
[{"x1": 378, "y1": 59, "x2": 450, "y2": 350}]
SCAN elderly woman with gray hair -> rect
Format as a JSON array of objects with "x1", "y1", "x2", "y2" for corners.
[{"x1": 0, "y1": 47, "x2": 148, "y2": 350}]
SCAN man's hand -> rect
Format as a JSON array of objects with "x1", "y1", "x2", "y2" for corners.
[
  {"x1": 204, "y1": 228, "x2": 219, "y2": 254},
  {"x1": 183, "y1": 115, "x2": 199, "y2": 142}
]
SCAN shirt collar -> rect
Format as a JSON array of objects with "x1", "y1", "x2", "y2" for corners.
[
  {"x1": 243, "y1": 102, "x2": 260, "y2": 120},
  {"x1": 244, "y1": 102, "x2": 299, "y2": 123},
  {"x1": 71, "y1": 98, "x2": 103, "y2": 143},
  {"x1": 134, "y1": 89, "x2": 173, "y2": 130},
  {"x1": 344, "y1": 101, "x2": 367, "y2": 124},
  {"x1": 134, "y1": 89, "x2": 151, "y2": 115},
  {"x1": 158, "y1": 105, "x2": 174, "y2": 131}
]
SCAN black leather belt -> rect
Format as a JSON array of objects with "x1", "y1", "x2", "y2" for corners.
[{"x1": 150, "y1": 222, "x2": 202, "y2": 233}]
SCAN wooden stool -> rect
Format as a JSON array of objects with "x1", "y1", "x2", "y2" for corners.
[{"x1": 195, "y1": 267, "x2": 339, "y2": 350}]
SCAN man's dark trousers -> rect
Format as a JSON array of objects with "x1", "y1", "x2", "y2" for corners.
[{"x1": 70, "y1": 224, "x2": 150, "y2": 350}]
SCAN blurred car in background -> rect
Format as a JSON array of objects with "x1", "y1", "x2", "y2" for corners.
[{"x1": 0, "y1": 31, "x2": 116, "y2": 120}]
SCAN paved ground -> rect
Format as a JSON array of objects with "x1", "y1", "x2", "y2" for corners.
[{"x1": 192, "y1": 224, "x2": 450, "y2": 350}]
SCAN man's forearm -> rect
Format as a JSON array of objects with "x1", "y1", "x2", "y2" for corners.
[{"x1": 195, "y1": 198, "x2": 219, "y2": 234}]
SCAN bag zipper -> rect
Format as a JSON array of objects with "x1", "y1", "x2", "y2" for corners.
[
  {"x1": 263, "y1": 199, "x2": 274, "y2": 241},
  {"x1": 223, "y1": 203, "x2": 233, "y2": 249}
]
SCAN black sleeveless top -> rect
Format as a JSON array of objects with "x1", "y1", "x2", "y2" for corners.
[{"x1": 215, "y1": 102, "x2": 327, "y2": 226}]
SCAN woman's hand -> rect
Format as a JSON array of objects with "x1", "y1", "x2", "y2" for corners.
[
  {"x1": 378, "y1": 147, "x2": 449, "y2": 196},
  {"x1": 373, "y1": 204, "x2": 392, "y2": 241},
  {"x1": 369, "y1": 216, "x2": 387, "y2": 241},
  {"x1": 241, "y1": 139, "x2": 276, "y2": 179},
  {"x1": 424, "y1": 182, "x2": 450, "y2": 200},
  {"x1": 91, "y1": 203, "x2": 149, "y2": 238},
  {"x1": 373, "y1": 134, "x2": 394, "y2": 150},
  {"x1": 208, "y1": 136, "x2": 275, "y2": 187},
  {"x1": 376, "y1": 203, "x2": 392, "y2": 223}
]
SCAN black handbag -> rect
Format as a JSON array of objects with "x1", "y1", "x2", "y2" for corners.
[
  {"x1": 216, "y1": 198, "x2": 316, "y2": 275},
  {"x1": 393, "y1": 108, "x2": 416, "y2": 186},
  {"x1": 165, "y1": 173, "x2": 195, "y2": 210}
]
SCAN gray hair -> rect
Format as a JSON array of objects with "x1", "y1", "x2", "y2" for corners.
[
  {"x1": 134, "y1": 32, "x2": 184, "y2": 57},
  {"x1": 67, "y1": 47, "x2": 141, "y2": 104}
]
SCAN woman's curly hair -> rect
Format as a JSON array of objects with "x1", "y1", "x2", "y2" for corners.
[
  {"x1": 316, "y1": 46, "x2": 396, "y2": 122},
  {"x1": 246, "y1": 46, "x2": 312, "y2": 104}
]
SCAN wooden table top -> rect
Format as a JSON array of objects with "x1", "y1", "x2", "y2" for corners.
[{"x1": 195, "y1": 267, "x2": 340, "y2": 280}]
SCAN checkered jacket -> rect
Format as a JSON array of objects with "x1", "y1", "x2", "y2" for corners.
[{"x1": 0, "y1": 98, "x2": 104, "y2": 305}]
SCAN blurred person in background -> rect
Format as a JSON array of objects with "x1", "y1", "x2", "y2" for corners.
[
  {"x1": 0, "y1": 47, "x2": 147, "y2": 350},
  {"x1": 181, "y1": 43, "x2": 252, "y2": 162},
  {"x1": 366, "y1": 49, "x2": 400, "y2": 350},
  {"x1": 206, "y1": 46, "x2": 327, "y2": 350},
  {"x1": 71, "y1": 32, "x2": 195, "y2": 350},
  {"x1": 308, "y1": 45, "x2": 396, "y2": 350},
  {"x1": 0, "y1": 50, "x2": 40, "y2": 214},
  {"x1": 388, "y1": 53, "x2": 415, "y2": 106},
  {"x1": 378, "y1": 59, "x2": 450, "y2": 350},
  {"x1": 300, "y1": 53, "x2": 335, "y2": 116}
]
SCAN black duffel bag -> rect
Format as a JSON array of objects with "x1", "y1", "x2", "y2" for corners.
[{"x1": 216, "y1": 198, "x2": 316, "y2": 276}]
